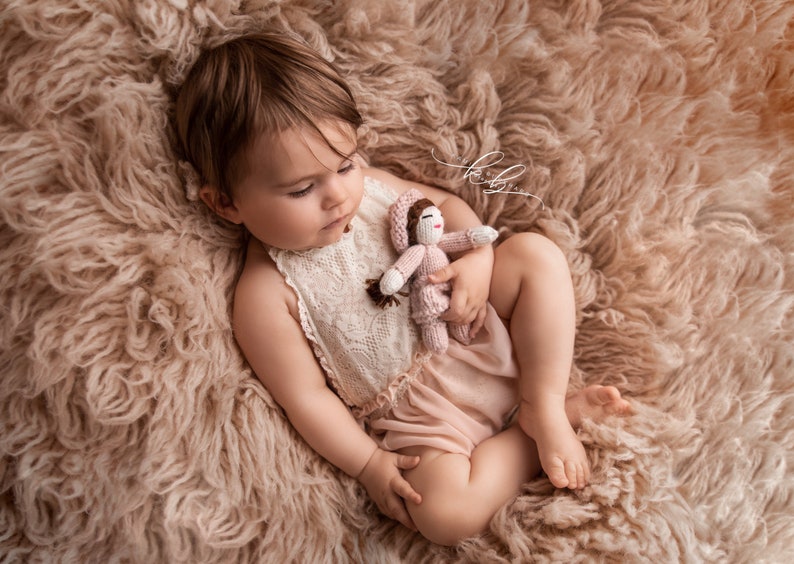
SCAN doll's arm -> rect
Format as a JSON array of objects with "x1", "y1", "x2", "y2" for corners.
[
  {"x1": 379, "y1": 245, "x2": 426, "y2": 295},
  {"x1": 234, "y1": 255, "x2": 422, "y2": 528},
  {"x1": 439, "y1": 226, "x2": 499, "y2": 254}
]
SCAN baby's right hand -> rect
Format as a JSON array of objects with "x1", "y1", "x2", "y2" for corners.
[{"x1": 357, "y1": 448, "x2": 422, "y2": 530}]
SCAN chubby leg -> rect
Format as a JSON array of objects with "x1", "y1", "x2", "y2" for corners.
[
  {"x1": 489, "y1": 233, "x2": 630, "y2": 489},
  {"x1": 401, "y1": 426, "x2": 537, "y2": 546},
  {"x1": 401, "y1": 385, "x2": 629, "y2": 545}
]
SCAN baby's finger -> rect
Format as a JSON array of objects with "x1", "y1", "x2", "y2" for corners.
[
  {"x1": 392, "y1": 475, "x2": 422, "y2": 505},
  {"x1": 443, "y1": 290, "x2": 470, "y2": 323},
  {"x1": 383, "y1": 495, "x2": 417, "y2": 531},
  {"x1": 395, "y1": 454, "x2": 420, "y2": 471},
  {"x1": 428, "y1": 264, "x2": 455, "y2": 284},
  {"x1": 469, "y1": 305, "x2": 487, "y2": 338}
]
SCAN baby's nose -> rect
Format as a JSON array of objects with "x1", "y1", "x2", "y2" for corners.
[{"x1": 323, "y1": 179, "x2": 348, "y2": 207}]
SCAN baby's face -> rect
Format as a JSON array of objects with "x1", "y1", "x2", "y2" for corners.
[{"x1": 228, "y1": 121, "x2": 363, "y2": 250}]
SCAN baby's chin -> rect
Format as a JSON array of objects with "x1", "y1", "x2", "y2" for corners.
[{"x1": 284, "y1": 226, "x2": 352, "y2": 251}]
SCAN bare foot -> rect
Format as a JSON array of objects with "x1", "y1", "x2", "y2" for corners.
[
  {"x1": 518, "y1": 385, "x2": 631, "y2": 490},
  {"x1": 566, "y1": 385, "x2": 633, "y2": 428}
]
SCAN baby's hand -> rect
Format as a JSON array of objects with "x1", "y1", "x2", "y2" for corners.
[
  {"x1": 428, "y1": 248, "x2": 493, "y2": 337},
  {"x1": 357, "y1": 448, "x2": 422, "y2": 530}
]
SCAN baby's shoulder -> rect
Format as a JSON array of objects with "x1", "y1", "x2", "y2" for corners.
[
  {"x1": 233, "y1": 242, "x2": 299, "y2": 323},
  {"x1": 362, "y1": 166, "x2": 410, "y2": 196}
]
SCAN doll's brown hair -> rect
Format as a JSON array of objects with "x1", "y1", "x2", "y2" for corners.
[
  {"x1": 406, "y1": 198, "x2": 436, "y2": 246},
  {"x1": 175, "y1": 32, "x2": 362, "y2": 198}
]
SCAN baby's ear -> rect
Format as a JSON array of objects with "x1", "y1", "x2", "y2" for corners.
[{"x1": 199, "y1": 185, "x2": 241, "y2": 224}]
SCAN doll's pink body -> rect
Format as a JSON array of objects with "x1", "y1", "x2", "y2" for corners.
[{"x1": 378, "y1": 189, "x2": 498, "y2": 353}]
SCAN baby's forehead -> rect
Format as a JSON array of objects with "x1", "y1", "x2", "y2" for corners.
[
  {"x1": 255, "y1": 121, "x2": 355, "y2": 155},
  {"x1": 243, "y1": 122, "x2": 357, "y2": 182}
]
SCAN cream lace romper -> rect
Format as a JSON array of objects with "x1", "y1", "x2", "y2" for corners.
[{"x1": 269, "y1": 176, "x2": 519, "y2": 456}]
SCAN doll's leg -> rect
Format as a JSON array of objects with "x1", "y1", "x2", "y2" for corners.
[
  {"x1": 414, "y1": 283, "x2": 451, "y2": 353},
  {"x1": 489, "y1": 233, "x2": 630, "y2": 489},
  {"x1": 422, "y1": 321, "x2": 449, "y2": 354},
  {"x1": 401, "y1": 385, "x2": 628, "y2": 545},
  {"x1": 448, "y1": 322, "x2": 471, "y2": 345}
]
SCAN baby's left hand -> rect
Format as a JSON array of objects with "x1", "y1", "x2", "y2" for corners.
[{"x1": 428, "y1": 247, "x2": 493, "y2": 338}]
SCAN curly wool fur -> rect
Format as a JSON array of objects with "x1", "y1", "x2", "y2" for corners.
[{"x1": 2, "y1": 1, "x2": 793, "y2": 562}]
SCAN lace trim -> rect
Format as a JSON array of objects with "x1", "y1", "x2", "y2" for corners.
[
  {"x1": 353, "y1": 350, "x2": 433, "y2": 421},
  {"x1": 269, "y1": 257, "x2": 350, "y2": 402}
]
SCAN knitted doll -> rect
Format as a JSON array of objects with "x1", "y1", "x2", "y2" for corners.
[{"x1": 368, "y1": 189, "x2": 498, "y2": 354}]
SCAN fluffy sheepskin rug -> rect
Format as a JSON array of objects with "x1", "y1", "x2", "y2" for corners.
[{"x1": 2, "y1": 0, "x2": 793, "y2": 561}]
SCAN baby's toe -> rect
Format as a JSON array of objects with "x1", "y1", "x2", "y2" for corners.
[
  {"x1": 597, "y1": 386, "x2": 633, "y2": 416},
  {"x1": 596, "y1": 385, "x2": 621, "y2": 405},
  {"x1": 547, "y1": 457, "x2": 570, "y2": 488},
  {"x1": 565, "y1": 460, "x2": 587, "y2": 489}
]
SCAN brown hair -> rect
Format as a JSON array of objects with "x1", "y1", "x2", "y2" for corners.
[
  {"x1": 406, "y1": 198, "x2": 435, "y2": 246},
  {"x1": 175, "y1": 32, "x2": 362, "y2": 198}
]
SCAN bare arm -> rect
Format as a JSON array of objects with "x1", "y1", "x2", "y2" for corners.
[
  {"x1": 233, "y1": 248, "x2": 377, "y2": 476},
  {"x1": 232, "y1": 244, "x2": 422, "y2": 527}
]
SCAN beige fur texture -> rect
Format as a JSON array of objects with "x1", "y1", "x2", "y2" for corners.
[{"x1": 2, "y1": 1, "x2": 793, "y2": 561}]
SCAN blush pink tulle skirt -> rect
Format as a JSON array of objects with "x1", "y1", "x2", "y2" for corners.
[{"x1": 369, "y1": 304, "x2": 519, "y2": 456}]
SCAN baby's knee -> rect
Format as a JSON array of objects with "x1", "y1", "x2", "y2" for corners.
[{"x1": 498, "y1": 232, "x2": 569, "y2": 275}]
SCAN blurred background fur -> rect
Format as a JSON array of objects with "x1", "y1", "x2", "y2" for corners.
[{"x1": 2, "y1": 1, "x2": 793, "y2": 561}]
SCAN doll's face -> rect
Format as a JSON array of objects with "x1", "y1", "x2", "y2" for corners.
[{"x1": 415, "y1": 205, "x2": 444, "y2": 245}]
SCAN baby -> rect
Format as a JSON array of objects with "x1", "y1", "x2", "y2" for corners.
[{"x1": 175, "y1": 32, "x2": 630, "y2": 546}]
